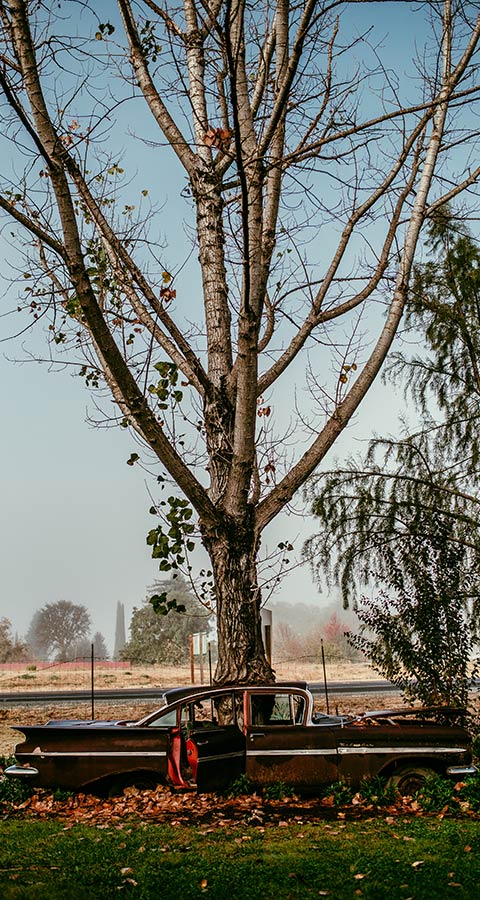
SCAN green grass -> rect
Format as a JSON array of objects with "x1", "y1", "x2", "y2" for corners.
[{"x1": 1, "y1": 817, "x2": 480, "y2": 899}]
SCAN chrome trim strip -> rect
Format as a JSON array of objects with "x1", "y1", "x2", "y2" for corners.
[
  {"x1": 247, "y1": 749, "x2": 337, "y2": 757},
  {"x1": 247, "y1": 746, "x2": 466, "y2": 758},
  {"x1": 338, "y1": 746, "x2": 467, "y2": 755},
  {"x1": 27, "y1": 751, "x2": 167, "y2": 758}
]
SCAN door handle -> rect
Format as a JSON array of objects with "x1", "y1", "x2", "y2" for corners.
[
  {"x1": 195, "y1": 740, "x2": 208, "y2": 746},
  {"x1": 249, "y1": 732, "x2": 265, "y2": 739}
]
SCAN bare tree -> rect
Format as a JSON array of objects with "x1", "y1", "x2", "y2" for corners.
[
  {"x1": 27, "y1": 601, "x2": 91, "y2": 661},
  {"x1": 1, "y1": 1, "x2": 480, "y2": 684}
]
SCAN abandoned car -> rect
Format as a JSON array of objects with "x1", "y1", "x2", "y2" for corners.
[{"x1": 5, "y1": 683, "x2": 476, "y2": 795}]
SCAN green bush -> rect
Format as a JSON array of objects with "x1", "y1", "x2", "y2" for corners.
[
  {"x1": 321, "y1": 781, "x2": 354, "y2": 806},
  {"x1": 459, "y1": 774, "x2": 480, "y2": 811},
  {"x1": 359, "y1": 775, "x2": 397, "y2": 806},
  {"x1": 415, "y1": 775, "x2": 456, "y2": 811},
  {"x1": 0, "y1": 757, "x2": 33, "y2": 805},
  {"x1": 225, "y1": 774, "x2": 254, "y2": 797},
  {"x1": 53, "y1": 788, "x2": 74, "y2": 802},
  {"x1": 414, "y1": 771, "x2": 480, "y2": 812},
  {"x1": 263, "y1": 781, "x2": 296, "y2": 800}
]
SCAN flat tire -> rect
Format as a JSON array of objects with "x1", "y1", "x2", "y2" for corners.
[{"x1": 387, "y1": 765, "x2": 436, "y2": 795}]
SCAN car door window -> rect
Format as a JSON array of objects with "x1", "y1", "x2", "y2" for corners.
[
  {"x1": 251, "y1": 693, "x2": 305, "y2": 726},
  {"x1": 193, "y1": 698, "x2": 217, "y2": 726},
  {"x1": 212, "y1": 693, "x2": 239, "y2": 727},
  {"x1": 178, "y1": 693, "x2": 241, "y2": 734}
]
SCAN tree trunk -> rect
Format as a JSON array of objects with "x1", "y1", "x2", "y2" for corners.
[{"x1": 202, "y1": 516, "x2": 274, "y2": 685}]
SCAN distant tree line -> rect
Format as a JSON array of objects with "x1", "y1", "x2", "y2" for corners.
[
  {"x1": 5, "y1": 580, "x2": 210, "y2": 666},
  {"x1": 5, "y1": 588, "x2": 358, "y2": 668},
  {"x1": 270, "y1": 601, "x2": 362, "y2": 665}
]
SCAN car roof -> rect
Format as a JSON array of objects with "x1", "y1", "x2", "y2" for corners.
[{"x1": 160, "y1": 681, "x2": 308, "y2": 706}]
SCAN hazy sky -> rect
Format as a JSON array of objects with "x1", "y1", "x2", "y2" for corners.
[{"x1": 0, "y1": 3, "x2": 431, "y2": 654}]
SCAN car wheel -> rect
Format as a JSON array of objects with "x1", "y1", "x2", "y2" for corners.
[{"x1": 387, "y1": 765, "x2": 436, "y2": 796}]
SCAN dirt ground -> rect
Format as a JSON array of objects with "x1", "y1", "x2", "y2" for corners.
[{"x1": 0, "y1": 659, "x2": 385, "y2": 757}]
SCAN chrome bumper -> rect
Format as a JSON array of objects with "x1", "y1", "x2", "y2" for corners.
[
  {"x1": 446, "y1": 765, "x2": 478, "y2": 777},
  {"x1": 4, "y1": 764, "x2": 40, "y2": 779}
]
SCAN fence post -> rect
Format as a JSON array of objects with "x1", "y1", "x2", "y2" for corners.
[
  {"x1": 91, "y1": 644, "x2": 95, "y2": 719},
  {"x1": 321, "y1": 639, "x2": 330, "y2": 714},
  {"x1": 189, "y1": 633, "x2": 195, "y2": 684},
  {"x1": 199, "y1": 636, "x2": 205, "y2": 683}
]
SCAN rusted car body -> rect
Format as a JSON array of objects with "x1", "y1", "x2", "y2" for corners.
[{"x1": 5, "y1": 683, "x2": 476, "y2": 794}]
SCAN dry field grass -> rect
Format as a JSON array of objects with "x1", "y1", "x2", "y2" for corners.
[{"x1": 0, "y1": 659, "x2": 376, "y2": 694}]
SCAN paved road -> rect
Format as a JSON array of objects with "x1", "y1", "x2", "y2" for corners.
[
  {"x1": 0, "y1": 680, "x2": 404, "y2": 706},
  {"x1": 2, "y1": 680, "x2": 478, "y2": 706}
]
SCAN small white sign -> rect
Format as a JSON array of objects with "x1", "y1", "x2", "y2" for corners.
[{"x1": 193, "y1": 632, "x2": 208, "y2": 655}]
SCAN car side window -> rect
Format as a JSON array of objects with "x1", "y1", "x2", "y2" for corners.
[
  {"x1": 177, "y1": 693, "x2": 242, "y2": 731},
  {"x1": 213, "y1": 693, "x2": 239, "y2": 726},
  {"x1": 250, "y1": 693, "x2": 305, "y2": 725},
  {"x1": 193, "y1": 698, "x2": 218, "y2": 726},
  {"x1": 146, "y1": 708, "x2": 178, "y2": 727},
  {"x1": 193, "y1": 693, "x2": 243, "y2": 728}
]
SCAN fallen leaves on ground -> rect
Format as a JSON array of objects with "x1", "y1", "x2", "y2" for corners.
[{"x1": 1, "y1": 783, "x2": 480, "y2": 828}]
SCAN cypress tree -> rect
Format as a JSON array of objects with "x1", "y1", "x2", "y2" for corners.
[{"x1": 113, "y1": 602, "x2": 126, "y2": 661}]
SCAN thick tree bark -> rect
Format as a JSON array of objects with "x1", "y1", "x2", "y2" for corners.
[{"x1": 202, "y1": 514, "x2": 274, "y2": 684}]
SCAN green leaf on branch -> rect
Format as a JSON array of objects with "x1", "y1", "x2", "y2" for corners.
[
  {"x1": 150, "y1": 592, "x2": 186, "y2": 616},
  {"x1": 96, "y1": 22, "x2": 115, "y2": 40},
  {"x1": 149, "y1": 362, "x2": 183, "y2": 407},
  {"x1": 146, "y1": 496, "x2": 196, "y2": 578}
]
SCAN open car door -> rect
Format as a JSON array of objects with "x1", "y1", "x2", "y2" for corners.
[{"x1": 180, "y1": 691, "x2": 246, "y2": 792}]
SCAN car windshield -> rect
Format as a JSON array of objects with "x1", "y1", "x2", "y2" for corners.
[{"x1": 137, "y1": 706, "x2": 178, "y2": 727}]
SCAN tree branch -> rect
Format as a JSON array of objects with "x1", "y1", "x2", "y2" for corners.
[
  {"x1": 257, "y1": 2, "x2": 467, "y2": 532},
  {"x1": 7, "y1": 0, "x2": 219, "y2": 527},
  {"x1": 118, "y1": 0, "x2": 197, "y2": 174}
]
